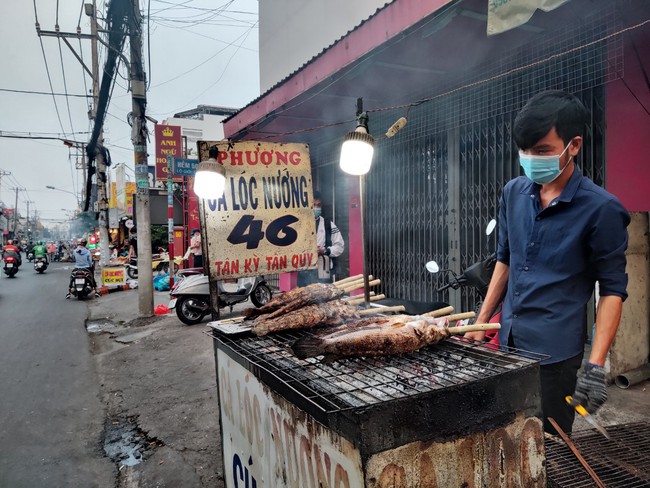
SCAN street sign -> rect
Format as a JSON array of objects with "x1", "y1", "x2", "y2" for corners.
[
  {"x1": 125, "y1": 219, "x2": 134, "y2": 229},
  {"x1": 172, "y1": 158, "x2": 198, "y2": 176}
]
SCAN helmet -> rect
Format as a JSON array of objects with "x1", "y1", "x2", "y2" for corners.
[
  {"x1": 6, "y1": 239, "x2": 13, "y2": 245},
  {"x1": 37, "y1": 240, "x2": 43, "y2": 245},
  {"x1": 79, "y1": 239, "x2": 88, "y2": 246}
]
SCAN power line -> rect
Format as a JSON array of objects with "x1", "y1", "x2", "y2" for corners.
[
  {"x1": 169, "y1": 21, "x2": 257, "y2": 113},
  {"x1": 0, "y1": 88, "x2": 91, "y2": 98},
  {"x1": 152, "y1": 22, "x2": 256, "y2": 88}
]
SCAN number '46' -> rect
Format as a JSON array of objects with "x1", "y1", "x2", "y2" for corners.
[{"x1": 227, "y1": 214, "x2": 299, "y2": 250}]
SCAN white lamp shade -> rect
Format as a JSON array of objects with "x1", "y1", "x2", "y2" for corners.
[
  {"x1": 340, "y1": 139, "x2": 374, "y2": 175},
  {"x1": 193, "y1": 160, "x2": 226, "y2": 199}
]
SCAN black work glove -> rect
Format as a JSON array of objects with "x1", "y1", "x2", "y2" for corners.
[{"x1": 569, "y1": 363, "x2": 607, "y2": 414}]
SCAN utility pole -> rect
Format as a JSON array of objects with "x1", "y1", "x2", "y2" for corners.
[
  {"x1": 26, "y1": 200, "x2": 35, "y2": 235},
  {"x1": 89, "y1": 0, "x2": 110, "y2": 267},
  {"x1": 12, "y1": 187, "x2": 20, "y2": 236},
  {"x1": 0, "y1": 170, "x2": 10, "y2": 202},
  {"x1": 130, "y1": 0, "x2": 153, "y2": 316}
]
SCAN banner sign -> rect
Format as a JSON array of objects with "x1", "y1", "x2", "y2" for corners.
[
  {"x1": 198, "y1": 140, "x2": 317, "y2": 280},
  {"x1": 173, "y1": 157, "x2": 199, "y2": 176},
  {"x1": 217, "y1": 350, "x2": 364, "y2": 488},
  {"x1": 102, "y1": 266, "x2": 126, "y2": 286},
  {"x1": 125, "y1": 182, "x2": 136, "y2": 216},
  {"x1": 154, "y1": 124, "x2": 183, "y2": 181},
  {"x1": 116, "y1": 163, "x2": 127, "y2": 215},
  {"x1": 487, "y1": 0, "x2": 570, "y2": 35}
]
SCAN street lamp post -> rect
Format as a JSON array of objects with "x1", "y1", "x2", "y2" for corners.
[{"x1": 46, "y1": 186, "x2": 81, "y2": 209}]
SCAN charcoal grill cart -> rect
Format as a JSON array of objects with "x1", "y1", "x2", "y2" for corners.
[{"x1": 210, "y1": 327, "x2": 546, "y2": 487}]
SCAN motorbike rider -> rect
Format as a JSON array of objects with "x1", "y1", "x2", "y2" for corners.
[
  {"x1": 2, "y1": 239, "x2": 22, "y2": 266},
  {"x1": 66, "y1": 239, "x2": 100, "y2": 299},
  {"x1": 33, "y1": 240, "x2": 48, "y2": 262},
  {"x1": 26, "y1": 240, "x2": 35, "y2": 255}
]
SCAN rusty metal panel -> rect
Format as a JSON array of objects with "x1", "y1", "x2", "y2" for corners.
[
  {"x1": 217, "y1": 349, "x2": 364, "y2": 488},
  {"x1": 364, "y1": 415, "x2": 545, "y2": 488},
  {"x1": 198, "y1": 141, "x2": 317, "y2": 280}
]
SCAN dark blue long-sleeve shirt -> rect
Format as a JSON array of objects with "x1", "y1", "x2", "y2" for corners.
[{"x1": 497, "y1": 168, "x2": 629, "y2": 365}]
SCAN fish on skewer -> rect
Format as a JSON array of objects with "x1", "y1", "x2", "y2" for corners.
[
  {"x1": 243, "y1": 282, "x2": 345, "y2": 320},
  {"x1": 291, "y1": 316, "x2": 500, "y2": 361},
  {"x1": 252, "y1": 301, "x2": 360, "y2": 336}
]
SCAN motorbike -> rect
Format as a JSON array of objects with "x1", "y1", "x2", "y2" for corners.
[
  {"x1": 27, "y1": 251, "x2": 34, "y2": 262},
  {"x1": 425, "y1": 219, "x2": 501, "y2": 344},
  {"x1": 34, "y1": 255, "x2": 48, "y2": 273},
  {"x1": 169, "y1": 274, "x2": 272, "y2": 325},
  {"x1": 126, "y1": 253, "x2": 170, "y2": 280},
  {"x1": 69, "y1": 268, "x2": 95, "y2": 300},
  {"x1": 3, "y1": 254, "x2": 20, "y2": 277}
]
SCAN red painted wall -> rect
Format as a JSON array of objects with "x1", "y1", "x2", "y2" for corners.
[{"x1": 606, "y1": 31, "x2": 650, "y2": 211}]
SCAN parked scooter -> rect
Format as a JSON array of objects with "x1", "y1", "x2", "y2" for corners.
[
  {"x1": 69, "y1": 268, "x2": 95, "y2": 300},
  {"x1": 34, "y1": 255, "x2": 48, "y2": 273},
  {"x1": 3, "y1": 254, "x2": 20, "y2": 277},
  {"x1": 426, "y1": 219, "x2": 501, "y2": 343},
  {"x1": 169, "y1": 274, "x2": 272, "y2": 325},
  {"x1": 126, "y1": 254, "x2": 170, "y2": 280}
]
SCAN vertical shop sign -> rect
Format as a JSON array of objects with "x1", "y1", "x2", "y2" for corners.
[{"x1": 155, "y1": 124, "x2": 183, "y2": 181}]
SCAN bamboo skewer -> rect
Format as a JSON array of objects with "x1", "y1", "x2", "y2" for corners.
[
  {"x1": 440, "y1": 311, "x2": 476, "y2": 322},
  {"x1": 347, "y1": 293, "x2": 385, "y2": 305},
  {"x1": 447, "y1": 323, "x2": 500, "y2": 334},
  {"x1": 333, "y1": 274, "x2": 363, "y2": 286},
  {"x1": 335, "y1": 275, "x2": 373, "y2": 289},
  {"x1": 423, "y1": 306, "x2": 454, "y2": 317},
  {"x1": 344, "y1": 291, "x2": 376, "y2": 301},
  {"x1": 342, "y1": 278, "x2": 380, "y2": 293},
  {"x1": 358, "y1": 305, "x2": 405, "y2": 315}
]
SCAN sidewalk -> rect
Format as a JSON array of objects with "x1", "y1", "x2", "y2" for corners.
[{"x1": 87, "y1": 286, "x2": 243, "y2": 488}]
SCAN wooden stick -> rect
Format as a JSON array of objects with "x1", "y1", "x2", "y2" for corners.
[
  {"x1": 440, "y1": 311, "x2": 476, "y2": 322},
  {"x1": 358, "y1": 305, "x2": 405, "y2": 315},
  {"x1": 347, "y1": 293, "x2": 385, "y2": 305},
  {"x1": 447, "y1": 323, "x2": 500, "y2": 334},
  {"x1": 343, "y1": 292, "x2": 375, "y2": 302},
  {"x1": 423, "y1": 306, "x2": 454, "y2": 317},
  {"x1": 335, "y1": 275, "x2": 373, "y2": 289},
  {"x1": 342, "y1": 278, "x2": 380, "y2": 293},
  {"x1": 334, "y1": 274, "x2": 363, "y2": 286}
]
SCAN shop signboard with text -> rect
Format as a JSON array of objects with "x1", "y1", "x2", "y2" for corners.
[
  {"x1": 217, "y1": 350, "x2": 364, "y2": 487},
  {"x1": 154, "y1": 124, "x2": 183, "y2": 181},
  {"x1": 198, "y1": 141, "x2": 317, "y2": 281},
  {"x1": 102, "y1": 266, "x2": 126, "y2": 286}
]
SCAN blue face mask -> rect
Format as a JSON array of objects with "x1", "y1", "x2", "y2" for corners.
[
  {"x1": 519, "y1": 142, "x2": 572, "y2": 185},
  {"x1": 314, "y1": 208, "x2": 322, "y2": 219}
]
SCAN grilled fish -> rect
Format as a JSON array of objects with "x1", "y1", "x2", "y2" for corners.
[
  {"x1": 243, "y1": 282, "x2": 344, "y2": 320},
  {"x1": 291, "y1": 315, "x2": 450, "y2": 360},
  {"x1": 252, "y1": 301, "x2": 360, "y2": 336}
]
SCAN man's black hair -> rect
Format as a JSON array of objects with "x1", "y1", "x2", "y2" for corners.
[
  {"x1": 513, "y1": 90, "x2": 589, "y2": 149},
  {"x1": 313, "y1": 190, "x2": 321, "y2": 200}
]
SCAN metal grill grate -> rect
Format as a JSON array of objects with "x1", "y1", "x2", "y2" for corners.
[
  {"x1": 211, "y1": 329, "x2": 543, "y2": 414},
  {"x1": 546, "y1": 422, "x2": 650, "y2": 488}
]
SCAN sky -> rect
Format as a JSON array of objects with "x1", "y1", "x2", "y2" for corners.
[{"x1": 0, "y1": 0, "x2": 259, "y2": 224}]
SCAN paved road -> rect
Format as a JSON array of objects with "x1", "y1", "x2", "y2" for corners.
[{"x1": 0, "y1": 260, "x2": 114, "y2": 487}]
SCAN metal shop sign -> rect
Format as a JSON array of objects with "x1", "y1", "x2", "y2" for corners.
[
  {"x1": 172, "y1": 157, "x2": 198, "y2": 176},
  {"x1": 217, "y1": 350, "x2": 364, "y2": 488},
  {"x1": 154, "y1": 124, "x2": 183, "y2": 181},
  {"x1": 198, "y1": 141, "x2": 317, "y2": 280},
  {"x1": 101, "y1": 266, "x2": 125, "y2": 286}
]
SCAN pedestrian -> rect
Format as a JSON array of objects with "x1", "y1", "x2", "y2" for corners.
[
  {"x1": 47, "y1": 242, "x2": 56, "y2": 263},
  {"x1": 126, "y1": 229, "x2": 137, "y2": 262},
  {"x1": 189, "y1": 228, "x2": 203, "y2": 269},
  {"x1": 297, "y1": 191, "x2": 345, "y2": 287},
  {"x1": 466, "y1": 90, "x2": 630, "y2": 435}
]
